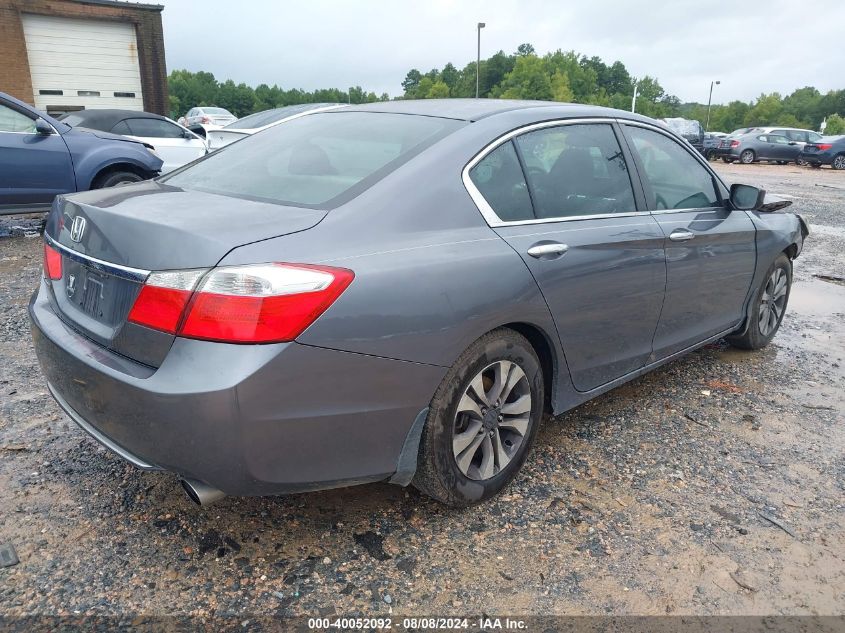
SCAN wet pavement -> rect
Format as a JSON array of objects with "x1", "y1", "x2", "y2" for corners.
[{"x1": 0, "y1": 162, "x2": 843, "y2": 618}]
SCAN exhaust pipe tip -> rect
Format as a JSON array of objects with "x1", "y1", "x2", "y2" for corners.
[{"x1": 180, "y1": 478, "x2": 226, "y2": 507}]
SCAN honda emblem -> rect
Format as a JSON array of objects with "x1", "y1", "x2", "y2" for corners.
[{"x1": 69, "y1": 216, "x2": 86, "y2": 243}]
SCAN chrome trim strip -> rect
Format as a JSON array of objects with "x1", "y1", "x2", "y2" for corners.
[
  {"x1": 45, "y1": 233, "x2": 150, "y2": 282},
  {"x1": 47, "y1": 382, "x2": 160, "y2": 471},
  {"x1": 461, "y1": 117, "x2": 646, "y2": 227}
]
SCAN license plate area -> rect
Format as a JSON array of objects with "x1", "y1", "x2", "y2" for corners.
[{"x1": 60, "y1": 259, "x2": 142, "y2": 330}]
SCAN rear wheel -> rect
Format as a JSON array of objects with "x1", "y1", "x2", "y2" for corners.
[
  {"x1": 722, "y1": 157, "x2": 734, "y2": 163},
  {"x1": 727, "y1": 254, "x2": 791, "y2": 350},
  {"x1": 740, "y1": 150, "x2": 756, "y2": 164},
  {"x1": 94, "y1": 170, "x2": 144, "y2": 189},
  {"x1": 413, "y1": 329, "x2": 544, "y2": 507},
  {"x1": 796, "y1": 157, "x2": 808, "y2": 166},
  {"x1": 833, "y1": 154, "x2": 845, "y2": 170}
]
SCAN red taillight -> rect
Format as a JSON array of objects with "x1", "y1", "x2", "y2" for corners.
[
  {"x1": 43, "y1": 243, "x2": 62, "y2": 280},
  {"x1": 128, "y1": 263, "x2": 354, "y2": 343},
  {"x1": 200, "y1": 116, "x2": 211, "y2": 124},
  {"x1": 730, "y1": 140, "x2": 740, "y2": 148},
  {"x1": 816, "y1": 143, "x2": 833, "y2": 151}
]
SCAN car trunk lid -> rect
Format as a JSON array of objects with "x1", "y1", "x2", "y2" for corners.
[{"x1": 44, "y1": 180, "x2": 327, "y2": 366}]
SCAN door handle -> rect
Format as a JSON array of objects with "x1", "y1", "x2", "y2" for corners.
[
  {"x1": 527, "y1": 242, "x2": 569, "y2": 259},
  {"x1": 669, "y1": 230, "x2": 695, "y2": 242}
]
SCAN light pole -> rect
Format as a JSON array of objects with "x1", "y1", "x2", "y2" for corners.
[
  {"x1": 476, "y1": 22, "x2": 486, "y2": 99},
  {"x1": 631, "y1": 83, "x2": 638, "y2": 113},
  {"x1": 706, "y1": 80, "x2": 721, "y2": 131}
]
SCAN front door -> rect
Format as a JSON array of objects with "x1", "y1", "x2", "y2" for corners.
[
  {"x1": 0, "y1": 100, "x2": 75, "y2": 206},
  {"x1": 621, "y1": 123, "x2": 757, "y2": 358},
  {"x1": 466, "y1": 121, "x2": 666, "y2": 392}
]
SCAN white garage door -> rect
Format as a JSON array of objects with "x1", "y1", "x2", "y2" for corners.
[{"x1": 22, "y1": 14, "x2": 145, "y2": 114}]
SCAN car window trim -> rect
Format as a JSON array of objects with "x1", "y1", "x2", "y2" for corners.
[
  {"x1": 617, "y1": 120, "x2": 730, "y2": 216},
  {"x1": 462, "y1": 117, "x2": 650, "y2": 227}
]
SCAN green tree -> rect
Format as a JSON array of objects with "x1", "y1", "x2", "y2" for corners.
[
  {"x1": 550, "y1": 70, "x2": 574, "y2": 102},
  {"x1": 415, "y1": 76, "x2": 434, "y2": 99},
  {"x1": 401, "y1": 69, "x2": 422, "y2": 97},
  {"x1": 517, "y1": 43, "x2": 535, "y2": 56},
  {"x1": 744, "y1": 93, "x2": 784, "y2": 126},
  {"x1": 824, "y1": 113, "x2": 845, "y2": 135},
  {"x1": 495, "y1": 55, "x2": 552, "y2": 100},
  {"x1": 426, "y1": 81, "x2": 450, "y2": 98}
]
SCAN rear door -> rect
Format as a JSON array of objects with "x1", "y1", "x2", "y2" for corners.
[
  {"x1": 467, "y1": 120, "x2": 666, "y2": 392},
  {"x1": 0, "y1": 99, "x2": 75, "y2": 206},
  {"x1": 620, "y1": 122, "x2": 756, "y2": 358}
]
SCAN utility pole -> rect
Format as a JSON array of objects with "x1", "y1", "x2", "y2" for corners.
[
  {"x1": 631, "y1": 83, "x2": 638, "y2": 113},
  {"x1": 476, "y1": 22, "x2": 486, "y2": 98},
  {"x1": 706, "y1": 80, "x2": 721, "y2": 131}
]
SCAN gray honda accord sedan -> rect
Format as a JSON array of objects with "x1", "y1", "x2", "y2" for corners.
[{"x1": 30, "y1": 100, "x2": 808, "y2": 507}]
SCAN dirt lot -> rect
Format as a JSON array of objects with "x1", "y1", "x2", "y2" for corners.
[{"x1": 0, "y1": 162, "x2": 843, "y2": 619}]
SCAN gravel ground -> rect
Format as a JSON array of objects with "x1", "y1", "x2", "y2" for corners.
[{"x1": 0, "y1": 162, "x2": 843, "y2": 618}]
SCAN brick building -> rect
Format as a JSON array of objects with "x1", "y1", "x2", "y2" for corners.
[{"x1": 0, "y1": 0, "x2": 167, "y2": 116}]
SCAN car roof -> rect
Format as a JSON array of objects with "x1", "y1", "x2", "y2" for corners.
[
  {"x1": 342, "y1": 98, "x2": 652, "y2": 123},
  {"x1": 63, "y1": 109, "x2": 169, "y2": 129}
]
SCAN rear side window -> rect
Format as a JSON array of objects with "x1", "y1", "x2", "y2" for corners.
[
  {"x1": 515, "y1": 123, "x2": 636, "y2": 219},
  {"x1": 625, "y1": 126, "x2": 720, "y2": 211},
  {"x1": 469, "y1": 141, "x2": 533, "y2": 222},
  {"x1": 125, "y1": 118, "x2": 184, "y2": 138},
  {"x1": 164, "y1": 112, "x2": 463, "y2": 208}
]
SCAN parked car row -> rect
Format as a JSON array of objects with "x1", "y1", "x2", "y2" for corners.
[
  {"x1": 710, "y1": 125, "x2": 844, "y2": 168},
  {"x1": 0, "y1": 92, "x2": 163, "y2": 214},
  {"x1": 206, "y1": 103, "x2": 344, "y2": 150},
  {"x1": 58, "y1": 109, "x2": 207, "y2": 174}
]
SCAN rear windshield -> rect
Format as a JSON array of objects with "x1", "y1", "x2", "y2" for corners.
[
  {"x1": 60, "y1": 113, "x2": 85, "y2": 127},
  {"x1": 225, "y1": 104, "x2": 337, "y2": 130},
  {"x1": 163, "y1": 111, "x2": 463, "y2": 208}
]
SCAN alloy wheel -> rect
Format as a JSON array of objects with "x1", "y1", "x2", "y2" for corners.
[
  {"x1": 759, "y1": 267, "x2": 788, "y2": 336},
  {"x1": 741, "y1": 150, "x2": 754, "y2": 164},
  {"x1": 452, "y1": 360, "x2": 531, "y2": 481},
  {"x1": 833, "y1": 155, "x2": 845, "y2": 170}
]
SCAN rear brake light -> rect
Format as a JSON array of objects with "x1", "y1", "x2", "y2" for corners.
[
  {"x1": 730, "y1": 140, "x2": 740, "y2": 148},
  {"x1": 127, "y1": 270, "x2": 205, "y2": 334},
  {"x1": 43, "y1": 243, "x2": 62, "y2": 280},
  {"x1": 127, "y1": 263, "x2": 354, "y2": 343},
  {"x1": 817, "y1": 143, "x2": 833, "y2": 151}
]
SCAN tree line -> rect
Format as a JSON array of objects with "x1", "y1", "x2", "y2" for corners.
[{"x1": 167, "y1": 44, "x2": 845, "y2": 135}]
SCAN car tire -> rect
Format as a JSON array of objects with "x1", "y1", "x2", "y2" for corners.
[
  {"x1": 721, "y1": 157, "x2": 732, "y2": 163},
  {"x1": 413, "y1": 328, "x2": 544, "y2": 507},
  {"x1": 740, "y1": 150, "x2": 756, "y2": 164},
  {"x1": 810, "y1": 163, "x2": 822, "y2": 169},
  {"x1": 796, "y1": 157, "x2": 808, "y2": 166},
  {"x1": 726, "y1": 254, "x2": 792, "y2": 350},
  {"x1": 94, "y1": 170, "x2": 144, "y2": 189},
  {"x1": 833, "y1": 154, "x2": 845, "y2": 170}
]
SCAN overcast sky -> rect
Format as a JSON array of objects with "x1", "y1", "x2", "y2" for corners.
[{"x1": 161, "y1": 0, "x2": 845, "y2": 104}]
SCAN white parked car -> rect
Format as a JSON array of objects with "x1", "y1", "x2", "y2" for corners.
[
  {"x1": 184, "y1": 106, "x2": 237, "y2": 131},
  {"x1": 206, "y1": 103, "x2": 345, "y2": 150},
  {"x1": 60, "y1": 109, "x2": 207, "y2": 173}
]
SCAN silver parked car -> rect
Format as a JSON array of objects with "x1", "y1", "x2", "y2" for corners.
[
  {"x1": 206, "y1": 103, "x2": 345, "y2": 151},
  {"x1": 30, "y1": 100, "x2": 808, "y2": 508},
  {"x1": 182, "y1": 106, "x2": 237, "y2": 135}
]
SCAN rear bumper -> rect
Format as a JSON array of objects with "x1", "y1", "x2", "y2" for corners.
[
  {"x1": 798, "y1": 152, "x2": 830, "y2": 166},
  {"x1": 29, "y1": 280, "x2": 445, "y2": 495}
]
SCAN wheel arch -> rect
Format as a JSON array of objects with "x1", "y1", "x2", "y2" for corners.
[
  {"x1": 502, "y1": 321, "x2": 558, "y2": 414},
  {"x1": 90, "y1": 162, "x2": 154, "y2": 189}
]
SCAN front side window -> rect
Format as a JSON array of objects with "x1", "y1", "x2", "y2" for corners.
[
  {"x1": 625, "y1": 126, "x2": 720, "y2": 211},
  {"x1": 0, "y1": 103, "x2": 36, "y2": 133},
  {"x1": 468, "y1": 141, "x2": 533, "y2": 222},
  {"x1": 769, "y1": 135, "x2": 790, "y2": 145},
  {"x1": 165, "y1": 112, "x2": 463, "y2": 208},
  {"x1": 515, "y1": 123, "x2": 636, "y2": 219}
]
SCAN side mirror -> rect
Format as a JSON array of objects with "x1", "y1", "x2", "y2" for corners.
[
  {"x1": 729, "y1": 183, "x2": 765, "y2": 211},
  {"x1": 34, "y1": 117, "x2": 54, "y2": 135}
]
